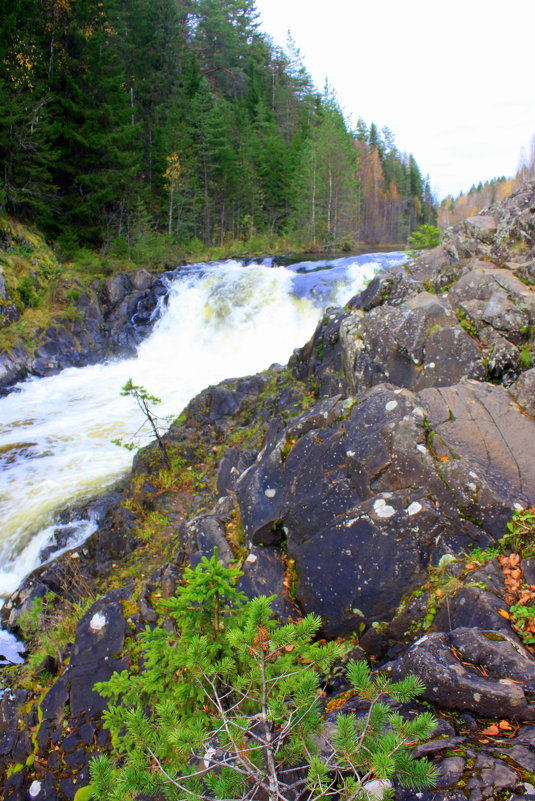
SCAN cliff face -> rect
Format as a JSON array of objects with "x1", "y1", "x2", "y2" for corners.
[
  {"x1": 1, "y1": 182, "x2": 535, "y2": 800},
  {"x1": 0, "y1": 218, "x2": 170, "y2": 393}
]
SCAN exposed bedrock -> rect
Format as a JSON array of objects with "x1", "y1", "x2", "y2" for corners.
[{"x1": 235, "y1": 379, "x2": 535, "y2": 637}]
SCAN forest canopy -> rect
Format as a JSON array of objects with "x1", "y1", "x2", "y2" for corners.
[{"x1": 1, "y1": 0, "x2": 436, "y2": 250}]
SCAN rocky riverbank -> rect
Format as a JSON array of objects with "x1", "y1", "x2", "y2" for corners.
[
  {"x1": 1, "y1": 182, "x2": 535, "y2": 800},
  {"x1": 0, "y1": 218, "x2": 175, "y2": 393}
]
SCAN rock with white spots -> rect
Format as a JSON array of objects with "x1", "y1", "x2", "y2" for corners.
[
  {"x1": 237, "y1": 383, "x2": 493, "y2": 636},
  {"x1": 238, "y1": 546, "x2": 296, "y2": 621}
]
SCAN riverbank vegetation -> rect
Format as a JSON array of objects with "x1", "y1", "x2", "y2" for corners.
[{"x1": 1, "y1": 0, "x2": 435, "y2": 258}]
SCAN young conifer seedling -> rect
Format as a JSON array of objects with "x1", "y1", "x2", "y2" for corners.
[{"x1": 90, "y1": 552, "x2": 437, "y2": 800}]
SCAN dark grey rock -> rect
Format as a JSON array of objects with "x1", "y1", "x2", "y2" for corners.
[
  {"x1": 516, "y1": 725, "x2": 535, "y2": 747},
  {"x1": 433, "y1": 756, "x2": 466, "y2": 789},
  {"x1": 465, "y1": 215, "x2": 498, "y2": 244},
  {"x1": 501, "y1": 744, "x2": 535, "y2": 772},
  {"x1": 131, "y1": 268, "x2": 154, "y2": 291},
  {"x1": 389, "y1": 629, "x2": 535, "y2": 719},
  {"x1": 238, "y1": 547, "x2": 297, "y2": 620},
  {"x1": 217, "y1": 448, "x2": 257, "y2": 496},
  {"x1": 449, "y1": 627, "x2": 535, "y2": 690},
  {"x1": 182, "y1": 513, "x2": 233, "y2": 567},
  {"x1": 447, "y1": 266, "x2": 535, "y2": 345},
  {"x1": 78, "y1": 721, "x2": 97, "y2": 746},
  {"x1": 40, "y1": 676, "x2": 69, "y2": 725},
  {"x1": 104, "y1": 273, "x2": 132, "y2": 307},
  {"x1": 0, "y1": 268, "x2": 167, "y2": 392},
  {"x1": 71, "y1": 596, "x2": 128, "y2": 668},
  {"x1": 69, "y1": 656, "x2": 130, "y2": 718},
  {"x1": 63, "y1": 747, "x2": 88, "y2": 770},
  {"x1": 209, "y1": 386, "x2": 244, "y2": 420},
  {"x1": 347, "y1": 269, "x2": 419, "y2": 311},
  {"x1": 465, "y1": 754, "x2": 519, "y2": 800},
  {"x1": 341, "y1": 292, "x2": 485, "y2": 396},
  {"x1": 420, "y1": 381, "x2": 535, "y2": 511},
  {"x1": 412, "y1": 736, "x2": 466, "y2": 758},
  {"x1": 237, "y1": 382, "x2": 496, "y2": 636},
  {"x1": 479, "y1": 327, "x2": 521, "y2": 384},
  {"x1": 432, "y1": 586, "x2": 517, "y2": 636}
]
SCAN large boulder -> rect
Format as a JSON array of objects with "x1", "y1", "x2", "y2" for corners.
[
  {"x1": 341, "y1": 291, "x2": 486, "y2": 395},
  {"x1": 236, "y1": 376, "x2": 535, "y2": 637},
  {"x1": 420, "y1": 381, "x2": 535, "y2": 531},
  {"x1": 447, "y1": 265, "x2": 535, "y2": 345}
]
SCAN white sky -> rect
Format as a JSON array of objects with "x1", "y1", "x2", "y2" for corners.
[{"x1": 254, "y1": 0, "x2": 535, "y2": 200}]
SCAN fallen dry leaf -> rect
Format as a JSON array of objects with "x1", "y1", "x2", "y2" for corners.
[
  {"x1": 480, "y1": 724, "x2": 499, "y2": 736},
  {"x1": 510, "y1": 569, "x2": 522, "y2": 581},
  {"x1": 499, "y1": 721, "x2": 514, "y2": 731}
]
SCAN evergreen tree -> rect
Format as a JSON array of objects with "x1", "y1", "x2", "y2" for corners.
[
  {"x1": 251, "y1": 101, "x2": 295, "y2": 232},
  {"x1": 90, "y1": 553, "x2": 438, "y2": 801},
  {"x1": 112, "y1": 0, "x2": 187, "y2": 217},
  {"x1": 49, "y1": 0, "x2": 139, "y2": 244},
  {"x1": 0, "y1": 0, "x2": 57, "y2": 223}
]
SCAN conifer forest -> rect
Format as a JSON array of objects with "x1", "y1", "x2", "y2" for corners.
[{"x1": 1, "y1": 0, "x2": 436, "y2": 252}]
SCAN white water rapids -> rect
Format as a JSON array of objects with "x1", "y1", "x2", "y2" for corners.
[{"x1": 0, "y1": 252, "x2": 405, "y2": 605}]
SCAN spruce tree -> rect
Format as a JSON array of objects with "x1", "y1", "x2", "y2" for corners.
[
  {"x1": 49, "y1": 0, "x2": 139, "y2": 244},
  {"x1": 0, "y1": 0, "x2": 57, "y2": 224},
  {"x1": 90, "y1": 553, "x2": 438, "y2": 801}
]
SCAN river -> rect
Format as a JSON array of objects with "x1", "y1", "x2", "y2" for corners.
[{"x1": 0, "y1": 252, "x2": 405, "y2": 603}]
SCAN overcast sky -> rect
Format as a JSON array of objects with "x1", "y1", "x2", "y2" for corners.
[{"x1": 254, "y1": 0, "x2": 535, "y2": 200}]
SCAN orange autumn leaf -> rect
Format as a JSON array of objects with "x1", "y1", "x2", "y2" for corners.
[
  {"x1": 499, "y1": 721, "x2": 514, "y2": 731},
  {"x1": 497, "y1": 609, "x2": 511, "y2": 619},
  {"x1": 510, "y1": 569, "x2": 522, "y2": 580},
  {"x1": 480, "y1": 724, "x2": 499, "y2": 735}
]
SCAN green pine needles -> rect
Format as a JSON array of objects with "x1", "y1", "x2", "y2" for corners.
[
  {"x1": 407, "y1": 223, "x2": 442, "y2": 258},
  {"x1": 89, "y1": 552, "x2": 437, "y2": 801}
]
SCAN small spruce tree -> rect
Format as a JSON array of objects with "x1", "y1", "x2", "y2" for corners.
[
  {"x1": 407, "y1": 223, "x2": 442, "y2": 257},
  {"x1": 89, "y1": 553, "x2": 437, "y2": 800}
]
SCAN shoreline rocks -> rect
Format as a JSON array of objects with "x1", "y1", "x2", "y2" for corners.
[{"x1": 0, "y1": 268, "x2": 171, "y2": 394}]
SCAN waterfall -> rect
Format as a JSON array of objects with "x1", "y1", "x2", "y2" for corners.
[{"x1": 0, "y1": 252, "x2": 405, "y2": 598}]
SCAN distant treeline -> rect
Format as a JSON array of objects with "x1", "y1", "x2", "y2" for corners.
[
  {"x1": 1, "y1": 0, "x2": 435, "y2": 251},
  {"x1": 438, "y1": 136, "x2": 535, "y2": 229}
]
